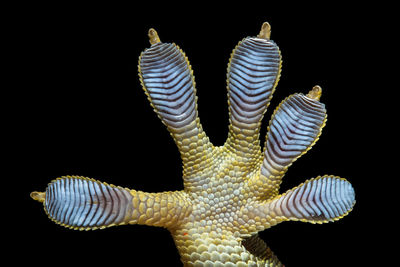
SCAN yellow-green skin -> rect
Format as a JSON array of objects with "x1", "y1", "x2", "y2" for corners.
[{"x1": 32, "y1": 22, "x2": 355, "y2": 266}]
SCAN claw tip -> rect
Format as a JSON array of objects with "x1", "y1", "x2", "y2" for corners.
[
  {"x1": 31, "y1": 191, "x2": 45, "y2": 203},
  {"x1": 307, "y1": 85, "x2": 322, "y2": 101},
  {"x1": 148, "y1": 28, "x2": 161, "y2": 45},
  {"x1": 257, "y1": 22, "x2": 271, "y2": 39}
]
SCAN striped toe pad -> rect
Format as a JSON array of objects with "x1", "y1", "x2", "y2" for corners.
[
  {"x1": 139, "y1": 42, "x2": 197, "y2": 131},
  {"x1": 227, "y1": 37, "x2": 281, "y2": 126},
  {"x1": 262, "y1": 93, "x2": 326, "y2": 177},
  {"x1": 44, "y1": 176, "x2": 133, "y2": 230},
  {"x1": 272, "y1": 176, "x2": 355, "y2": 222}
]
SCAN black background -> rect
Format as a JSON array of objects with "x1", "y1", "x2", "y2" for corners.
[{"x1": 9, "y1": 2, "x2": 388, "y2": 266}]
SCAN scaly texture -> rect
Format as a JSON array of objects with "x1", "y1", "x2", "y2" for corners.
[{"x1": 31, "y1": 22, "x2": 356, "y2": 266}]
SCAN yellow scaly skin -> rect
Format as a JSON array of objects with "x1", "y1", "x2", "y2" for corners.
[{"x1": 31, "y1": 22, "x2": 355, "y2": 266}]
